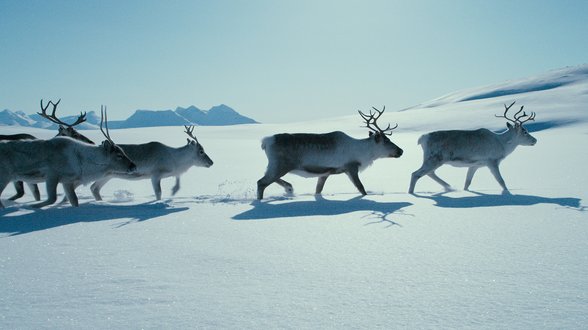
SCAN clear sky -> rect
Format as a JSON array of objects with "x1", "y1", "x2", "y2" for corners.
[{"x1": 1, "y1": 0, "x2": 587, "y2": 123}]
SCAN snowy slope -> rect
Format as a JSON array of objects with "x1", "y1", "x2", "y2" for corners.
[{"x1": 1, "y1": 66, "x2": 587, "y2": 329}]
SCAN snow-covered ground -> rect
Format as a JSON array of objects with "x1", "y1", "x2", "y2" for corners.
[{"x1": 1, "y1": 65, "x2": 587, "y2": 329}]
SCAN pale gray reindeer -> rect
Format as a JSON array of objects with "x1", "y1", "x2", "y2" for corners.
[
  {"x1": 408, "y1": 101, "x2": 537, "y2": 195},
  {"x1": 0, "y1": 108, "x2": 136, "y2": 208},
  {"x1": 257, "y1": 106, "x2": 404, "y2": 200},
  {"x1": 2, "y1": 99, "x2": 96, "y2": 202},
  {"x1": 0, "y1": 134, "x2": 41, "y2": 201},
  {"x1": 90, "y1": 125, "x2": 213, "y2": 201}
]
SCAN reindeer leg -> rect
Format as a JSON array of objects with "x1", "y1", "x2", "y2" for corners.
[
  {"x1": 257, "y1": 174, "x2": 291, "y2": 199},
  {"x1": 315, "y1": 176, "x2": 329, "y2": 195},
  {"x1": 345, "y1": 166, "x2": 367, "y2": 196},
  {"x1": 410, "y1": 154, "x2": 450, "y2": 194},
  {"x1": 8, "y1": 181, "x2": 25, "y2": 201},
  {"x1": 32, "y1": 176, "x2": 59, "y2": 208},
  {"x1": 29, "y1": 183, "x2": 41, "y2": 201},
  {"x1": 275, "y1": 179, "x2": 293, "y2": 196},
  {"x1": 257, "y1": 162, "x2": 291, "y2": 200},
  {"x1": 464, "y1": 167, "x2": 479, "y2": 191},
  {"x1": 428, "y1": 171, "x2": 452, "y2": 192},
  {"x1": 0, "y1": 178, "x2": 9, "y2": 208},
  {"x1": 488, "y1": 162, "x2": 509, "y2": 195},
  {"x1": 90, "y1": 178, "x2": 109, "y2": 201},
  {"x1": 63, "y1": 183, "x2": 79, "y2": 207},
  {"x1": 410, "y1": 160, "x2": 440, "y2": 194},
  {"x1": 151, "y1": 176, "x2": 163, "y2": 200},
  {"x1": 171, "y1": 176, "x2": 180, "y2": 196}
]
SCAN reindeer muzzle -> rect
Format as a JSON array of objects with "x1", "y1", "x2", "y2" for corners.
[
  {"x1": 128, "y1": 163, "x2": 138, "y2": 173},
  {"x1": 391, "y1": 148, "x2": 404, "y2": 158}
]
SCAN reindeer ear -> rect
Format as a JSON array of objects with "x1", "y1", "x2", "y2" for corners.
[
  {"x1": 507, "y1": 122, "x2": 513, "y2": 129},
  {"x1": 369, "y1": 131, "x2": 374, "y2": 137}
]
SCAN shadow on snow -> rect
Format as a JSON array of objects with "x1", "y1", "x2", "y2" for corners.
[
  {"x1": 414, "y1": 191, "x2": 584, "y2": 209},
  {"x1": 0, "y1": 202, "x2": 188, "y2": 237},
  {"x1": 232, "y1": 195, "x2": 413, "y2": 225}
]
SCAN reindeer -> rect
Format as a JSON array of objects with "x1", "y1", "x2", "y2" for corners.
[
  {"x1": 0, "y1": 134, "x2": 37, "y2": 141},
  {"x1": 408, "y1": 101, "x2": 537, "y2": 195},
  {"x1": 2, "y1": 99, "x2": 95, "y2": 202},
  {"x1": 90, "y1": 125, "x2": 213, "y2": 201},
  {"x1": 0, "y1": 134, "x2": 41, "y2": 201},
  {"x1": 257, "y1": 106, "x2": 404, "y2": 200},
  {"x1": 38, "y1": 99, "x2": 94, "y2": 144},
  {"x1": 0, "y1": 108, "x2": 136, "y2": 208}
]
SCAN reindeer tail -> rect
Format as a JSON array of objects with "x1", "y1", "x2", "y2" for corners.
[
  {"x1": 417, "y1": 134, "x2": 429, "y2": 146},
  {"x1": 261, "y1": 136, "x2": 273, "y2": 150}
]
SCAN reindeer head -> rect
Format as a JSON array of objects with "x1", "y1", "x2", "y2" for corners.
[
  {"x1": 495, "y1": 101, "x2": 537, "y2": 146},
  {"x1": 358, "y1": 106, "x2": 404, "y2": 158},
  {"x1": 184, "y1": 126, "x2": 214, "y2": 168},
  {"x1": 38, "y1": 99, "x2": 95, "y2": 144},
  {"x1": 99, "y1": 106, "x2": 137, "y2": 173}
]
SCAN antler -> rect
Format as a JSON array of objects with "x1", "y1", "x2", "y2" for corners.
[
  {"x1": 184, "y1": 125, "x2": 199, "y2": 143},
  {"x1": 100, "y1": 105, "x2": 115, "y2": 144},
  {"x1": 38, "y1": 99, "x2": 87, "y2": 127},
  {"x1": 358, "y1": 106, "x2": 397, "y2": 136},
  {"x1": 495, "y1": 101, "x2": 535, "y2": 126}
]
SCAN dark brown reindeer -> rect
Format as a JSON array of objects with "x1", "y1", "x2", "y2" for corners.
[
  {"x1": 257, "y1": 107, "x2": 404, "y2": 200},
  {"x1": 409, "y1": 101, "x2": 537, "y2": 195}
]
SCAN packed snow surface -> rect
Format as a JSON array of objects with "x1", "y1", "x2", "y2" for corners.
[{"x1": 1, "y1": 66, "x2": 587, "y2": 329}]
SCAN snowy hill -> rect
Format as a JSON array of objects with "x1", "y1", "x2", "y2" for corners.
[
  {"x1": 411, "y1": 65, "x2": 588, "y2": 107},
  {"x1": 0, "y1": 104, "x2": 257, "y2": 129},
  {"x1": 393, "y1": 64, "x2": 588, "y2": 132},
  {"x1": 1, "y1": 65, "x2": 587, "y2": 329},
  {"x1": 112, "y1": 109, "x2": 192, "y2": 128},
  {"x1": 176, "y1": 104, "x2": 257, "y2": 126},
  {"x1": 0, "y1": 109, "x2": 36, "y2": 126}
]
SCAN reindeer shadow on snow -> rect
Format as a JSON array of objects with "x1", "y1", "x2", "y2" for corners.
[
  {"x1": 233, "y1": 195, "x2": 413, "y2": 226},
  {"x1": 0, "y1": 202, "x2": 188, "y2": 237},
  {"x1": 414, "y1": 190, "x2": 584, "y2": 210}
]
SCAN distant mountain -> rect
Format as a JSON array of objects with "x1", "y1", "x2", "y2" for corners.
[
  {"x1": 176, "y1": 104, "x2": 257, "y2": 126},
  {"x1": 0, "y1": 110, "x2": 36, "y2": 126},
  {"x1": 115, "y1": 110, "x2": 192, "y2": 128},
  {"x1": 0, "y1": 104, "x2": 258, "y2": 129}
]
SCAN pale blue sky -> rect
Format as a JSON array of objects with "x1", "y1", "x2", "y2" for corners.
[{"x1": 1, "y1": 0, "x2": 587, "y2": 123}]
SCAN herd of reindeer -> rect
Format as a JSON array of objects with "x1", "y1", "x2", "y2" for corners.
[{"x1": 0, "y1": 100, "x2": 537, "y2": 209}]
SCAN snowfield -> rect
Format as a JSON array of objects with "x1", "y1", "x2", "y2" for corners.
[{"x1": 1, "y1": 65, "x2": 587, "y2": 329}]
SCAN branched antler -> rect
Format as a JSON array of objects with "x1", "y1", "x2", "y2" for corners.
[
  {"x1": 100, "y1": 106, "x2": 114, "y2": 144},
  {"x1": 358, "y1": 106, "x2": 397, "y2": 136},
  {"x1": 184, "y1": 125, "x2": 199, "y2": 143},
  {"x1": 38, "y1": 99, "x2": 87, "y2": 127},
  {"x1": 495, "y1": 101, "x2": 535, "y2": 126}
]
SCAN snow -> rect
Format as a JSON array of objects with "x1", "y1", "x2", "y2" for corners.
[{"x1": 1, "y1": 66, "x2": 587, "y2": 328}]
